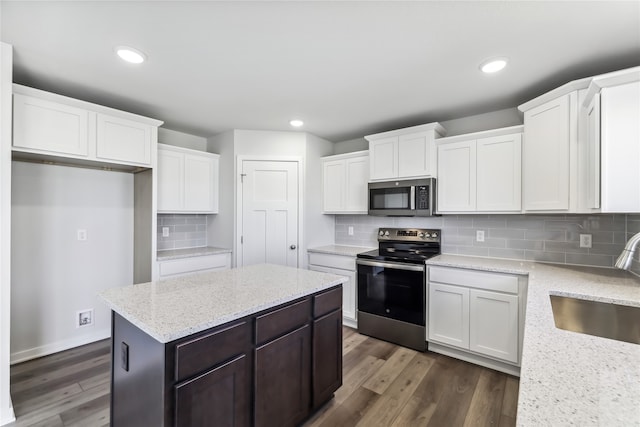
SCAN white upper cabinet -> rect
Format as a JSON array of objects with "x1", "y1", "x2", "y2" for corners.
[
  {"x1": 321, "y1": 151, "x2": 369, "y2": 214},
  {"x1": 96, "y1": 113, "x2": 152, "y2": 165},
  {"x1": 365, "y1": 122, "x2": 445, "y2": 181},
  {"x1": 436, "y1": 127, "x2": 522, "y2": 213},
  {"x1": 12, "y1": 85, "x2": 162, "y2": 168},
  {"x1": 521, "y1": 94, "x2": 573, "y2": 211},
  {"x1": 581, "y1": 67, "x2": 640, "y2": 213},
  {"x1": 157, "y1": 144, "x2": 219, "y2": 214},
  {"x1": 13, "y1": 94, "x2": 89, "y2": 157}
]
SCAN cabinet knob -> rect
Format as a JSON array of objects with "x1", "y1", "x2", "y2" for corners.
[{"x1": 290, "y1": 245, "x2": 297, "y2": 250}]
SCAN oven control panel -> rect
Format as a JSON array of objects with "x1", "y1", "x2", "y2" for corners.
[{"x1": 377, "y1": 228, "x2": 440, "y2": 242}]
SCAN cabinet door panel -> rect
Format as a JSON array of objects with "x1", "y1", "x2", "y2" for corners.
[
  {"x1": 428, "y1": 283, "x2": 469, "y2": 349},
  {"x1": 523, "y1": 95, "x2": 570, "y2": 210},
  {"x1": 344, "y1": 157, "x2": 369, "y2": 212},
  {"x1": 157, "y1": 149, "x2": 184, "y2": 211},
  {"x1": 255, "y1": 325, "x2": 311, "y2": 427},
  {"x1": 13, "y1": 94, "x2": 89, "y2": 156},
  {"x1": 398, "y1": 132, "x2": 431, "y2": 177},
  {"x1": 469, "y1": 289, "x2": 518, "y2": 363},
  {"x1": 175, "y1": 354, "x2": 249, "y2": 427},
  {"x1": 476, "y1": 134, "x2": 522, "y2": 211},
  {"x1": 96, "y1": 113, "x2": 151, "y2": 165},
  {"x1": 313, "y1": 310, "x2": 342, "y2": 408},
  {"x1": 322, "y1": 160, "x2": 345, "y2": 212},
  {"x1": 585, "y1": 94, "x2": 601, "y2": 210},
  {"x1": 369, "y1": 137, "x2": 397, "y2": 180},
  {"x1": 437, "y1": 141, "x2": 476, "y2": 212},
  {"x1": 184, "y1": 153, "x2": 215, "y2": 212}
]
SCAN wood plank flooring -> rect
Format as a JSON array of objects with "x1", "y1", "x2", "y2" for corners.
[{"x1": 7, "y1": 327, "x2": 518, "y2": 426}]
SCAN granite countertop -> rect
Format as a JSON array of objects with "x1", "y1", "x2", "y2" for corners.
[
  {"x1": 426, "y1": 254, "x2": 640, "y2": 426},
  {"x1": 307, "y1": 244, "x2": 375, "y2": 257},
  {"x1": 157, "y1": 246, "x2": 232, "y2": 261},
  {"x1": 99, "y1": 264, "x2": 346, "y2": 343}
]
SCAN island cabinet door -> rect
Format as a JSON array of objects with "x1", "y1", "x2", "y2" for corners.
[
  {"x1": 174, "y1": 354, "x2": 249, "y2": 427},
  {"x1": 312, "y1": 309, "x2": 343, "y2": 408},
  {"x1": 254, "y1": 324, "x2": 311, "y2": 427}
]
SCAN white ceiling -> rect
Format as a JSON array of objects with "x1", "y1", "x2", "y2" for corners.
[{"x1": 1, "y1": 1, "x2": 639, "y2": 142}]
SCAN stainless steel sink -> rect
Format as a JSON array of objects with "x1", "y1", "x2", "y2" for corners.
[{"x1": 549, "y1": 295, "x2": 640, "y2": 345}]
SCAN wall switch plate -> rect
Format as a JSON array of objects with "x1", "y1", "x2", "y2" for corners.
[
  {"x1": 348, "y1": 226, "x2": 354, "y2": 236},
  {"x1": 121, "y1": 342, "x2": 129, "y2": 372},
  {"x1": 580, "y1": 234, "x2": 592, "y2": 248},
  {"x1": 77, "y1": 309, "x2": 93, "y2": 328},
  {"x1": 77, "y1": 229, "x2": 87, "y2": 241},
  {"x1": 476, "y1": 230, "x2": 485, "y2": 242},
  {"x1": 162, "y1": 227, "x2": 169, "y2": 237}
]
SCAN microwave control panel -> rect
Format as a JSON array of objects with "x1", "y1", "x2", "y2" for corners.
[{"x1": 416, "y1": 186, "x2": 430, "y2": 209}]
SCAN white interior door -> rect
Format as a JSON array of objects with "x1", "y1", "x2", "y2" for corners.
[{"x1": 240, "y1": 160, "x2": 299, "y2": 267}]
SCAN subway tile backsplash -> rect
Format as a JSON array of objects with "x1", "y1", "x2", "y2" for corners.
[
  {"x1": 157, "y1": 214, "x2": 208, "y2": 251},
  {"x1": 335, "y1": 213, "x2": 637, "y2": 271}
]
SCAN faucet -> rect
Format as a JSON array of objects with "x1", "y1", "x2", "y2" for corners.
[{"x1": 615, "y1": 232, "x2": 640, "y2": 270}]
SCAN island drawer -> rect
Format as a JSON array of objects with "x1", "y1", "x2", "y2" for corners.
[
  {"x1": 175, "y1": 321, "x2": 250, "y2": 382},
  {"x1": 313, "y1": 287, "x2": 342, "y2": 318},
  {"x1": 256, "y1": 298, "x2": 311, "y2": 345}
]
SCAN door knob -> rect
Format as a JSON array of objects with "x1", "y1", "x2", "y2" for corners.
[{"x1": 290, "y1": 245, "x2": 297, "y2": 250}]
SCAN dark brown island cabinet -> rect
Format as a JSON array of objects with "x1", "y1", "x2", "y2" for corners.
[{"x1": 110, "y1": 285, "x2": 343, "y2": 427}]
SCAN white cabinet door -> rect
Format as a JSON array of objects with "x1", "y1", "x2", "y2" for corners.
[
  {"x1": 96, "y1": 113, "x2": 152, "y2": 166},
  {"x1": 398, "y1": 131, "x2": 435, "y2": 178},
  {"x1": 428, "y1": 283, "x2": 469, "y2": 349},
  {"x1": 309, "y1": 265, "x2": 356, "y2": 323},
  {"x1": 369, "y1": 137, "x2": 398, "y2": 180},
  {"x1": 476, "y1": 134, "x2": 522, "y2": 211},
  {"x1": 344, "y1": 156, "x2": 369, "y2": 212},
  {"x1": 437, "y1": 140, "x2": 476, "y2": 212},
  {"x1": 585, "y1": 94, "x2": 601, "y2": 210},
  {"x1": 600, "y1": 81, "x2": 640, "y2": 212},
  {"x1": 157, "y1": 149, "x2": 184, "y2": 211},
  {"x1": 13, "y1": 94, "x2": 89, "y2": 157},
  {"x1": 523, "y1": 95, "x2": 571, "y2": 210},
  {"x1": 469, "y1": 289, "x2": 519, "y2": 363},
  {"x1": 322, "y1": 159, "x2": 345, "y2": 212},
  {"x1": 184, "y1": 153, "x2": 217, "y2": 213}
]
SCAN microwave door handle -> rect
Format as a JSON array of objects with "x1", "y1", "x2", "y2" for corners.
[{"x1": 410, "y1": 186, "x2": 415, "y2": 210}]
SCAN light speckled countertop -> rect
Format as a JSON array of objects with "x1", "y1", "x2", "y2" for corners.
[
  {"x1": 307, "y1": 244, "x2": 375, "y2": 257},
  {"x1": 426, "y1": 254, "x2": 640, "y2": 426},
  {"x1": 99, "y1": 264, "x2": 346, "y2": 343},
  {"x1": 157, "y1": 246, "x2": 232, "y2": 261}
]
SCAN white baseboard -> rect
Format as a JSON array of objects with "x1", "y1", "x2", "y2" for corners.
[
  {"x1": 0, "y1": 398, "x2": 15, "y2": 426},
  {"x1": 10, "y1": 328, "x2": 111, "y2": 365}
]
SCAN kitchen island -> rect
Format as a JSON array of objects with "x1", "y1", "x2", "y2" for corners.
[{"x1": 99, "y1": 263, "x2": 346, "y2": 427}]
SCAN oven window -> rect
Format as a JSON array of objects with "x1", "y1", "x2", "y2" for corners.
[
  {"x1": 357, "y1": 264, "x2": 425, "y2": 325},
  {"x1": 370, "y1": 187, "x2": 410, "y2": 210}
]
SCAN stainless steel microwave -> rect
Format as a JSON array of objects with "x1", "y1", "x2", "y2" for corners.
[{"x1": 368, "y1": 178, "x2": 437, "y2": 216}]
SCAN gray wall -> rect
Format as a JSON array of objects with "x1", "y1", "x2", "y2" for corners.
[
  {"x1": 335, "y1": 213, "x2": 632, "y2": 269},
  {"x1": 158, "y1": 127, "x2": 208, "y2": 151}
]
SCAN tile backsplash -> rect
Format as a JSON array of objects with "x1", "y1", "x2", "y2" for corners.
[
  {"x1": 336, "y1": 213, "x2": 638, "y2": 270},
  {"x1": 627, "y1": 214, "x2": 640, "y2": 276},
  {"x1": 157, "y1": 214, "x2": 208, "y2": 251}
]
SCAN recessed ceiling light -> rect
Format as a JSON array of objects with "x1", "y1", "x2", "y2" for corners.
[
  {"x1": 289, "y1": 119, "x2": 304, "y2": 128},
  {"x1": 115, "y1": 46, "x2": 146, "y2": 64},
  {"x1": 480, "y1": 57, "x2": 508, "y2": 73}
]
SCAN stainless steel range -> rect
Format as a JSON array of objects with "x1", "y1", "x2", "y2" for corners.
[{"x1": 356, "y1": 228, "x2": 441, "y2": 351}]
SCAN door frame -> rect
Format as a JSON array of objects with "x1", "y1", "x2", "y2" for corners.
[{"x1": 235, "y1": 155, "x2": 304, "y2": 268}]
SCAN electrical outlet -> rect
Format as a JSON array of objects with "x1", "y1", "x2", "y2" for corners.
[
  {"x1": 77, "y1": 309, "x2": 93, "y2": 328},
  {"x1": 77, "y1": 229, "x2": 87, "y2": 241},
  {"x1": 476, "y1": 230, "x2": 485, "y2": 242},
  {"x1": 580, "y1": 234, "x2": 592, "y2": 248},
  {"x1": 348, "y1": 226, "x2": 354, "y2": 236},
  {"x1": 162, "y1": 227, "x2": 170, "y2": 237}
]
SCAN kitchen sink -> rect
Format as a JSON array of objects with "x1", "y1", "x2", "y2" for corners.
[{"x1": 549, "y1": 295, "x2": 640, "y2": 345}]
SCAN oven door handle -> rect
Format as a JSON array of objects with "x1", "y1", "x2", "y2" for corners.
[{"x1": 356, "y1": 259, "x2": 425, "y2": 272}]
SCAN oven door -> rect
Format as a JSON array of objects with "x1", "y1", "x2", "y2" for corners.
[{"x1": 356, "y1": 259, "x2": 425, "y2": 326}]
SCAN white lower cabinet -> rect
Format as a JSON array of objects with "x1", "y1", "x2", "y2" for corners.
[
  {"x1": 428, "y1": 266, "x2": 525, "y2": 374},
  {"x1": 308, "y1": 252, "x2": 357, "y2": 327},
  {"x1": 158, "y1": 253, "x2": 231, "y2": 279}
]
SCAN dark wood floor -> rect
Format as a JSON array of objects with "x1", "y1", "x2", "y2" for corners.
[{"x1": 7, "y1": 327, "x2": 518, "y2": 426}]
